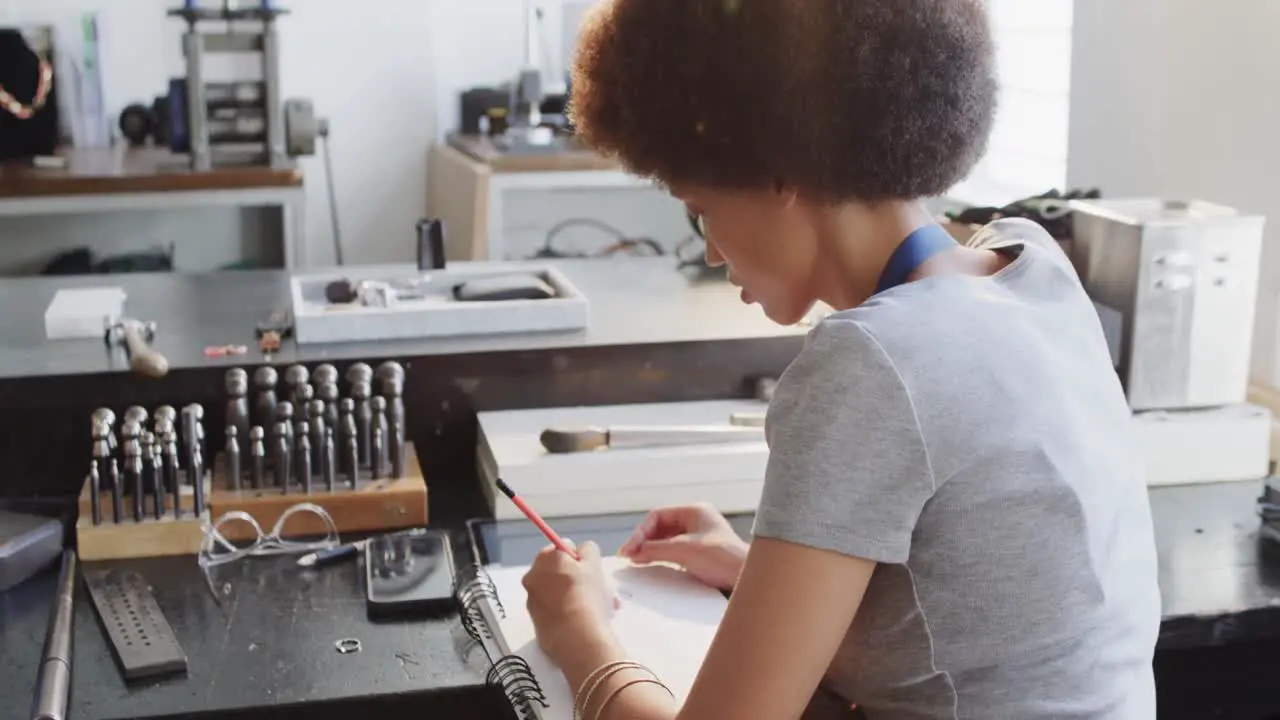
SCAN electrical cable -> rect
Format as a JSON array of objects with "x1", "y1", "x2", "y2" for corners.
[
  {"x1": 317, "y1": 118, "x2": 344, "y2": 266},
  {"x1": 592, "y1": 237, "x2": 665, "y2": 257},
  {"x1": 531, "y1": 217, "x2": 666, "y2": 259}
]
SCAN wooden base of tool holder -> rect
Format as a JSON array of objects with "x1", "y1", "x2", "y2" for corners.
[
  {"x1": 208, "y1": 441, "x2": 428, "y2": 541},
  {"x1": 76, "y1": 475, "x2": 213, "y2": 562}
]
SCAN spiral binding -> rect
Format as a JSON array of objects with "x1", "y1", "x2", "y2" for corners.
[
  {"x1": 454, "y1": 562, "x2": 548, "y2": 719},
  {"x1": 489, "y1": 655, "x2": 547, "y2": 719},
  {"x1": 455, "y1": 562, "x2": 505, "y2": 641}
]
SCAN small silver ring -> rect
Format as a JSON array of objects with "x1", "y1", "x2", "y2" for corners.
[{"x1": 334, "y1": 638, "x2": 362, "y2": 654}]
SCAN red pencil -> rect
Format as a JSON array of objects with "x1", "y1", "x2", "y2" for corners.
[{"x1": 495, "y1": 478, "x2": 581, "y2": 560}]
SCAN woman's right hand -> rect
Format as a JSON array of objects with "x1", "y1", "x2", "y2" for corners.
[{"x1": 618, "y1": 503, "x2": 749, "y2": 591}]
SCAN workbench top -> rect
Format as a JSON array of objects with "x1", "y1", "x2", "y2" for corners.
[
  {"x1": 0, "y1": 539, "x2": 510, "y2": 720},
  {"x1": 1150, "y1": 479, "x2": 1280, "y2": 648},
  {"x1": 0, "y1": 479, "x2": 1276, "y2": 720},
  {"x1": 446, "y1": 133, "x2": 621, "y2": 173},
  {"x1": 0, "y1": 258, "x2": 797, "y2": 382},
  {"x1": 0, "y1": 146, "x2": 301, "y2": 198}
]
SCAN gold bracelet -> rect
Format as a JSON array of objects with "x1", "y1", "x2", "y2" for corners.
[
  {"x1": 578, "y1": 661, "x2": 655, "y2": 717},
  {"x1": 574, "y1": 661, "x2": 648, "y2": 720},
  {"x1": 594, "y1": 677, "x2": 675, "y2": 720}
]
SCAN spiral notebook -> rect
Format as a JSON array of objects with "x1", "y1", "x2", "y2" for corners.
[{"x1": 456, "y1": 554, "x2": 728, "y2": 719}]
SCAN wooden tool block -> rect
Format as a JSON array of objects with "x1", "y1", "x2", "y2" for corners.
[
  {"x1": 78, "y1": 473, "x2": 207, "y2": 519},
  {"x1": 75, "y1": 475, "x2": 212, "y2": 562},
  {"x1": 207, "y1": 442, "x2": 428, "y2": 541}
]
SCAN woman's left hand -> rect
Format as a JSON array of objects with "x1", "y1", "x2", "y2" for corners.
[{"x1": 522, "y1": 540, "x2": 619, "y2": 666}]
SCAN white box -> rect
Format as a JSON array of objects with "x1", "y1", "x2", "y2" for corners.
[
  {"x1": 44, "y1": 287, "x2": 126, "y2": 340},
  {"x1": 289, "y1": 262, "x2": 589, "y2": 344},
  {"x1": 477, "y1": 400, "x2": 771, "y2": 520},
  {"x1": 477, "y1": 398, "x2": 1271, "y2": 520}
]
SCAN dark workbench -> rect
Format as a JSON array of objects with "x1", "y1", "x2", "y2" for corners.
[
  {"x1": 0, "y1": 551, "x2": 511, "y2": 720},
  {"x1": 1153, "y1": 480, "x2": 1280, "y2": 649},
  {"x1": 2, "y1": 479, "x2": 1277, "y2": 720},
  {"x1": 0, "y1": 258, "x2": 1277, "y2": 718}
]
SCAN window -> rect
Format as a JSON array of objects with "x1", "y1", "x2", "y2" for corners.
[{"x1": 946, "y1": 0, "x2": 1074, "y2": 206}]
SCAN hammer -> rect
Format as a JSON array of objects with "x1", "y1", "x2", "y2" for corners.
[{"x1": 104, "y1": 318, "x2": 169, "y2": 378}]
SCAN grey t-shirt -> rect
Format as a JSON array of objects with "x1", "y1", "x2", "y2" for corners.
[{"x1": 754, "y1": 218, "x2": 1161, "y2": 719}]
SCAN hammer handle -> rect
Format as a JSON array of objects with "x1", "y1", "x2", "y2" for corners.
[
  {"x1": 606, "y1": 425, "x2": 764, "y2": 449},
  {"x1": 123, "y1": 322, "x2": 169, "y2": 378}
]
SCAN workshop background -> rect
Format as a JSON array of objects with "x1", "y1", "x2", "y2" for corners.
[{"x1": 2, "y1": 0, "x2": 1280, "y2": 382}]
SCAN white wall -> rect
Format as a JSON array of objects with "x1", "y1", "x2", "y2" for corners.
[
  {"x1": 1068, "y1": 0, "x2": 1280, "y2": 383},
  {"x1": 0, "y1": 0, "x2": 439, "y2": 271},
  {"x1": 0, "y1": 0, "x2": 1073, "y2": 273}
]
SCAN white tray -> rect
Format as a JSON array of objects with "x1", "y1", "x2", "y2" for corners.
[{"x1": 290, "y1": 262, "x2": 590, "y2": 344}]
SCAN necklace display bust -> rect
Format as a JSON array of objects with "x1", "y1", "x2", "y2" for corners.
[{"x1": 0, "y1": 29, "x2": 59, "y2": 161}]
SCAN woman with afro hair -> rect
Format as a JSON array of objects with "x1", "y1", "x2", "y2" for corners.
[{"x1": 520, "y1": 2, "x2": 1161, "y2": 718}]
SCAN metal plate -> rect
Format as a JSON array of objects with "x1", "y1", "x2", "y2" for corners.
[{"x1": 83, "y1": 569, "x2": 188, "y2": 681}]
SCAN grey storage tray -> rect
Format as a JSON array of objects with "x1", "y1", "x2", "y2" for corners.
[{"x1": 0, "y1": 510, "x2": 63, "y2": 592}]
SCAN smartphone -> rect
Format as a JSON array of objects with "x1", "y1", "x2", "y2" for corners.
[{"x1": 364, "y1": 528, "x2": 456, "y2": 619}]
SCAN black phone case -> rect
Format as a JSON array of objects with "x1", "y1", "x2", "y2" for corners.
[{"x1": 365, "y1": 529, "x2": 457, "y2": 620}]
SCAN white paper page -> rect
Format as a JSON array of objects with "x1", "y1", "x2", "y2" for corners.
[{"x1": 486, "y1": 557, "x2": 727, "y2": 719}]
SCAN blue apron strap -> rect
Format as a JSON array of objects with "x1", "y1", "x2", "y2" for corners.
[{"x1": 875, "y1": 223, "x2": 958, "y2": 295}]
